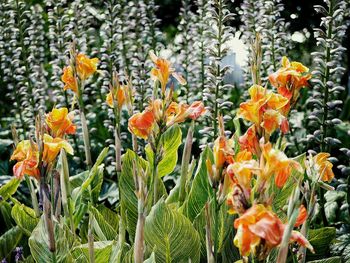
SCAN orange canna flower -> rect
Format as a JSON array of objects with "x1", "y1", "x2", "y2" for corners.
[
  {"x1": 269, "y1": 56, "x2": 311, "y2": 104},
  {"x1": 62, "y1": 66, "x2": 78, "y2": 94},
  {"x1": 76, "y1": 53, "x2": 99, "y2": 80},
  {"x1": 149, "y1": 51, "x2": 186, "y2": 94},
  {"x1": 239, "y1": 125, "x2": 260, "y2": 156},
  {"x1": 106, "y1": 85, "x2": 126, "y2": 109},
  {"x1": 261, "y1": 142, "x2": 303, "y2": 188},
  {"x1": 261, "y1": 109, "x2": 285, "y2": 135},
  {"x1": 238, "y1": 85, "x2": 270, "y2": 125},
  {"x1": 166, "y1": 101, "x2": 206, "y2": 126},
  {"x1": 234, "y1": 204, "x2": 313, "y2": 258},
  {"x1": 295, "y1": 205, "x2": 308, "y2": 227},
  {"x1": 42, "y1": 134, "x2": 74, "y2": 164},
  {"x1": 313, "y1": 153, "x2": 334, "y2": 182},
  {"x1": 11, "y1": 140, "x2": 39, "y2": 179},
  {"x1": 128, "y1": 109, "x2": 155, "y2": 140},
  {"x1": 46, "y1": 107, "x2": 76, "y2": 138}
]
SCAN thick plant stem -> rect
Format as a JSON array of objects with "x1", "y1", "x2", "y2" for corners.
[
  {"x1": 88, "y1": 212, "x2": 95, "y2": 263},
  {"x1": 80, "y1": 110, "x2": 92, "y2": 169},
  {"x1": 153, "y1": 162, "x2": 159, "y2": 205},
  {"x1": 178, "y1": 121, "x2": 194, "y2": 204},
  {"x1": 134, "y1": 199, "x2": 145, "y2": 263},
  {"x1": 42, "y1": 184, "x2": 56, "y2": 261},
  {"x1": 115, "y1": 125, "x2": 122, "y2": 173},
  {"x1": 213, "y1": 188, "x2": 219, "y2": 261}
]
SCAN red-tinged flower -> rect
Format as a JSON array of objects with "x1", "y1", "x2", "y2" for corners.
[
  {"x1": 238, "y1": 85, "x2": 270, "y2": 125},
  {"x1": 239, "y1": 125, "x2": 260, "y2": 156},
  {"x1": 128, "y1": 109, "x2": 155, "y2": 140},
  {"x1": 42, "y1": 134, "x2": 74, "y2": 164},
  {"x1": 261, "y1": 142, "x2": 303, "y2": 188},
  {"x1": 106, "y1": 85, "x2": 126, "y2": 109},
  {"x1": 11, "y1": 140, "x2": 39, "y2": 180},
  {"x1": 295, "y1": 205, "x2": 308, "y2": 227},
  {"x1": 165, "y1": 101, "x2": 189, "y2": 126},
  {"x1": 269, "y1": 56, "x2": 311, "y2": 105},
  {"x1": 234, "y1": 204, "x2": 313, "y2": 258},
  {"x1": 280, "y1": 118, "x2": 290, "y2": 134},
  {"x1": 313, "y1": 153, "x2": 334, "y2": 182},
  {"x1": 76, "y1": 53, "x2": 99, "y2": 80},
  {"x1": 187, "y1": 101, "x2": 206, "y2": 120},
  {"x1": 149, "y1": 51, "x2": 186, "y2": 94},
  {"x1": 62, "y1": 66, "x2": 78, "y2": 94},
  {"x1": 261, "y1": 109, "x2": 285, "y2": 135},
  {"x1": 46, "y1": 107, "x2": 76, "y2": 138}
]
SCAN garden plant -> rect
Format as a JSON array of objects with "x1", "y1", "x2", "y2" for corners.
[{"x1": 0, "y1": 0, "x2": 350, "y2": 262}]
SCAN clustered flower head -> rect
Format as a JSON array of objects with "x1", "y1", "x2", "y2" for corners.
[
  {"x1": 128, "y1": 51, "x2": 206, "y2": 141},
  {"x1": 204, "y1": 57, "x2": 335, "y2": 259},
  {"x1": 10, "y1": 107, "x2": 75, "y2": 180}
]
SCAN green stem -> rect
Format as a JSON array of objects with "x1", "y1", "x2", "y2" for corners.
[
  {"x1": 25, "y1": 176, "x2": 40, "y2": 217},
  {"x1": 88, "y1": 211, "x2": 95, "y2": 263},
  {"x1": 213, "y1": 188, "x2": 219, "y2": 261}
]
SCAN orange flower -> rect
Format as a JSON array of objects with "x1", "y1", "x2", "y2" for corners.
[
  {"x1": 46, "y1": 107, "x2": 76, "y2": 138},
  {"x1": 295, "y1": 205, "x2": 308, "y2": 227},
  {"x1": 62, "y1": 66, "x2": 78, "y2": 94},
  {"x1": 261, "y1": 142, "x2": 303, "y2": 188},
  {"x1": 165, "y1": 101, "x2": 206, "y2": 126},
  {"x1": 239, "y1": 125, "x2": 260, "y2": 156},
  {"x1": 106, "y1": 85, "x2": 126, "y2": 109},
  {"x1": 314, "y1": 153, "x2": 334, "y2": 182},
  {"x1": 238, "y1": 85, "x2": 270, "y2": 125},
  {"x1": 11, "y1": 140, "x2": 39, "y2": 179},
  {"x1": 234, "y1": 204, "x2": 313, "y2": 258},
  {"x1": 269, "y1": 56, "x2": 311, "y2": 103},
  {"x1": 149, "y1": 51, "x2": 186, "y2": 94},
  {"x1": 261, "y1": 109, "x2": 285, "y2": 135},
  {"x1": 76, "y1": 53, "x2": 99, "y2": 80},
  {"x1": 128, "y1": 109, "x2": 155, "y2": 139},
  {"x1": 42, "y1": 134, "x2": 74, "y2": 164}
]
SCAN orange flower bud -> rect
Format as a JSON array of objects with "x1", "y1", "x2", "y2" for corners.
[
  {"x1": 46, "y1": 107, "x2": 76, "y2": 138},
  {"x1": 294, "y1": 205, "x2": 308, "y2": 227},
  {"x1": 106, "y1": 85, "x2": 126, "y2": 109}
]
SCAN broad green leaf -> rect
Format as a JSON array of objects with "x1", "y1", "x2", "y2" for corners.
[
  {"x1": 89, "y1": 205, "x2": 118, "y2": 241},
  {"x1": 144, "y1": 199, "x2": 201, "y2": 263},
  {"x1": 0, "y1": 178, "x2": 20, "y2": 203},
  {"x1": 29, "y1": 216, "x2": 74, "y2": 263},
  {"x1": 0, "y1": 201, "x2": 15, "y2": 229},
  {"x1": 157, "y1": 124, "x2": 182, "y2": 178},
  {"x1": 0, "y1": 226, "x2": 23, "y2": 259},
  {"x1": 307, "y1": 257, "x2": 342, "y2": 263},
  {"x1": 11, "y1": 203, "x2": 39, "y2": 236},
  {"x1": 306, "y1": 227, "x2": 336, "y2": 261},
  {"x1": 120, "y1": 150, "x2": 166, "y2": 240},
  {"x1": 71, "y1": 241, "x2": 114, "y2": 263},
  {"x1": 182, "y1": 147, "x2": 214, "y2": 221}
]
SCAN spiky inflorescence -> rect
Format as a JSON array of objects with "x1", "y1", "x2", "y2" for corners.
[
  {"x1": 260, "y1": 0, "x2": 291, "y2": 81},
  {"x1": 2, "y1": 0, "x2": 48, "y2": 136},
  {"x1": 202, "y1": 0, "x2": 234, "y2": 142},
  {"x1": 176, "y1": 0, "x2": 199, "y2": 104}
]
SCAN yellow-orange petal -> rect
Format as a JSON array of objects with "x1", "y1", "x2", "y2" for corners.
[
  {"x1": 128, "y1": 110, "x2": 155, "y2": 139},
  {"x1": 294, "y1": 205, "x2": 308, "y2": 227}
]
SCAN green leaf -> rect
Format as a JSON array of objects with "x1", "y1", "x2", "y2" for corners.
[
  {"x1": 89, "y1": 205, "x2": 118, "y2": 241},
  {"x1": 157, "y1": 124, "x2": 182, "y2": 178},
  {"x1": 306, "y1": 227, "x2": 336, "y2": 261},
  {"x1": 0, "y1": 178, "x2": 20, "y2": 203},
  {"x1": 144, "y1": 199, "x2": 201, "y2": 263},
  {"x1": 29, "y1": 217, "x2": 75, "y2": 263},
  {"x1": 11, "y1": 203, "x2": 39, "y2": 236},
  {"x1": 71, "y1": 241, "x2": 114, "y2": 263},
  {"x1": 0, "y1": 226, "x2": 23, "y2": 259},
  {"x1": 182, "y1": 147, "x2": 214, "y2": 221},
  {"x1": 0, "y1": 201, "x2": 15, "y2": 229},
  {"x1": 307, "y1": 257, "x2": 342, "y2": 263}
]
